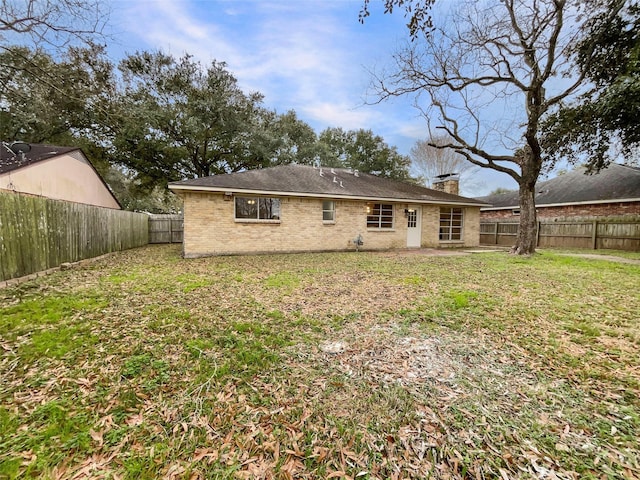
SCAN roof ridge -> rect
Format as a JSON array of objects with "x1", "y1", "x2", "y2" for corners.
[{"x1": 616, "y1": 163, "x2": 640, "y2": 172}]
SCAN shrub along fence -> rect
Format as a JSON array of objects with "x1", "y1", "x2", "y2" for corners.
[
  {"x1": 480, "y1": 217, "x2": 640, "y2": 251},
  {"x1": 0, "y1": 191, "x2": 149, "y2": 282}
]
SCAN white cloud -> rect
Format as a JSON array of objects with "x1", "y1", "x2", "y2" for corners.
[
  {"x1": 116, "y1": 0, "x2": 243, "y2": 65},
  {"x1": 111, "y1": 0, "x2": 419, "y2": 151},
  {"x1": 395, "y1": 121, "x2": 430, "y2": 142},
  {"x1": 116, "y1": 1, "x2": 360, "y2": 110},
  {"x1": 302, "y1": 101, "x2": 380, "y2": 131}
]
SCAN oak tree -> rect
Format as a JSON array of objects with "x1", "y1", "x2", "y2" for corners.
[
  {"x1": 316, "y1": 127, "x2": 412, "y2": 180},
  {"x1": 0, "y1": 44, "x2": 114, "y2": 145},
  {"x1": 542, "y1": 1, "x2": 640, "y2": 171},
  {"x1": 113, "y1": 51, "x2": 266, "y2": 184},
  {"x1": 369, "y1": 0, "x2": 627, "y2": 254}
]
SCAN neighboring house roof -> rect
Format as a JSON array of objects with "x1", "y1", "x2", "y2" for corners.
[
  {"x1": 0, "y1": 143, "x2": 79, "y2": 174},
  {"x1": 0, "y1": 142, "x2": 122, "y2": 209},
  {"x1": 477, "y1": 164, "x2": 640, "y2": 210},
  {"x1": 169, "y1": 164, "x2": 487, "y2": 206}
]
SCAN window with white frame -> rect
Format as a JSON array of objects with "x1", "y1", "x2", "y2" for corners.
[
  {"x1": 439, "y1": 207, "x2": 463, "y2": 240},
  {"x1": 367, "y1": 203, "x2": 394, "y2": 229},
  {"x1": 322, "y1": 200, "x2": 335, "y2": 222},
  {"x1": 235, "y1": 196, "x2": 281, "y2": 221}
]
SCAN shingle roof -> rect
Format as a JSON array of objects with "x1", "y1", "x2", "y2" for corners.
[
  {"x1": 169, "y1": 164, "x2": 486, "y2": 206},
  {"x1": 478, "y1": 164, "x2": 640, "y2": 209},
  {"x1": 0, "y1": 143, "x2": 80, "y2": 174},
  {"x1": 0, "y1": 142, "x2": 122, "y2": 209}
]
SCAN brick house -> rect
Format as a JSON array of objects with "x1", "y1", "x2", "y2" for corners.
[
  {"x1": 0, "y1": 142, "x2": 121, "y2": 209},
  {"x1": 169, "y1": 164, "x2": 486, "y2": 257},
  {"x1": 477, "y1": 164, "x2": 640, "y2": 220}
]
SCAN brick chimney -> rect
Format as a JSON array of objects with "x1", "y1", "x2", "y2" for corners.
[{"x1": 433, "y1": 173, "x2": 460, "y2": 195}]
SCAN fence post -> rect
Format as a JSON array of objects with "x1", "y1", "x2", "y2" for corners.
[
  {"x1": 536, "y1": 221, "x2": 541, "y2": 247},
  {"x1": 493, "y1": 222, "x2": 498, "y2": 245},
  {"x1": 591, "y1": 220, "x2": 598, "y2": 250}
]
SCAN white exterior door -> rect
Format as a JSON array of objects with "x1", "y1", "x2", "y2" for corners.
[{"x1": 406, "y1": 205, "x2": 422, "y2": 247}]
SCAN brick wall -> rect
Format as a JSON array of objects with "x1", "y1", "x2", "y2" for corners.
[
  {"x1": 463, "y1": 207, "x2": 480, "y2": 246},
  {"x1": 182, "y1": 192, "x2": 480, "y2": 257},
  {"x1": 480, "y1": 201, "x2": 640, "y2": 220},
  {"x1": 433, "y1": 179, "x2": 459, "y2": 195},
  {"x1": 422, "y1": 205, "x2": 440, "y2": 247}
]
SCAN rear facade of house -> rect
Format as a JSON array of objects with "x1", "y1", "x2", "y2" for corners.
[{"x1": 170, "y1": 165, "x2": 486, "y2": 257}]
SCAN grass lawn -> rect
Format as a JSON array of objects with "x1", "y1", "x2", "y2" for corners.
[{"x1": 1, "y1": 245, "x2": 638, "y2": 479}]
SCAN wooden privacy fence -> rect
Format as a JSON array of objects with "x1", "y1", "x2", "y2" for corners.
[
  {"x1": 480, "y1": 218, "x2": 640, "y2": 251},
  {"x1": 148, "y1": 214, "x2": 183, "y2": 244},
  {"x1": 0, "y1": 191, "x2": 149, "y2": 282}
]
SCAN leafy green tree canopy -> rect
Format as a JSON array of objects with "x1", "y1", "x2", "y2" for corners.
[
  {"x1": 316, "y1": 127, "x2": 412, "y2": 180},
  {"x1": 246, "y1": 109, "x2": 318, "y2": 168},
  {"x1": 542, "y1": 2, "x2": 640, "y2": 171},
  {"x1": 113, "y1": 51, "x2": 266, "y2": 184},
  {"x1": 114, "y1": 47, "x2": 415, "y2": 187},
  {"x1": 1, "y1": 43, "x2": 414, "y2": 210},
  {"x1": 0, "y1": 44, "x2": 114, "y2": 145}
]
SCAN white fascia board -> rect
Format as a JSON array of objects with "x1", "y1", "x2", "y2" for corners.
[
  {"x1": 169, "y1": 184, "x2": 487, "y2": 207},
  {"x1": 480, "y1": 197, "x2": 640, "y2": 211}
]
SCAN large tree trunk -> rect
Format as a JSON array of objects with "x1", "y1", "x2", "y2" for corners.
[
  {"x1": 513, "y1": 109, "x2": 543, "y2": 255},
  {"x1": 511, "y1": 180, "x2": 538, "y2": 255}
]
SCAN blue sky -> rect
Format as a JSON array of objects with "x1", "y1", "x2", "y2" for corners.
[{"x1": 105, "y1": 0, "x2": 519, "y2": 196}]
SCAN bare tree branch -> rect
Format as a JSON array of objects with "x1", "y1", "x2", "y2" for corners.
[
  {"x1": 0, "y1": 0, "x2": 110, "y2": 50},
  {"x1": 410, "y1": 132, "x2": 473, "y2": 182},
  {"x1": 367, "y1": 0, "x2": 624, "y2": 254}
]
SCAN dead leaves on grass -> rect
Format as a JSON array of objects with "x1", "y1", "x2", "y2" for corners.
[
  {"x1": 2, "y1": 246, "x2": 639, "y2": 479},
  {"x1": 309, "y1": 325, "x2": 640, "y2": 480}
]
